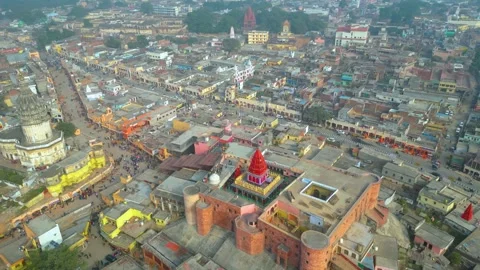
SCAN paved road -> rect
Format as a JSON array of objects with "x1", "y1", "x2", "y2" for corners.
[{"x1": 47, "y1": 63, "x2": 157, "y2": 268}]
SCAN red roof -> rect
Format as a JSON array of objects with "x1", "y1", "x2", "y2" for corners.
[
  {"x1": 337, "y1": 25, "x2": 368, "y2": 33},
  {"x1": 248, "y1": 149, "x2": 268, "y2": 175},
  {"x1": 461, "y1": 203, "x2": 473, "y2": 221}
]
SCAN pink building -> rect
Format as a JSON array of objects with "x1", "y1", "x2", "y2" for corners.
[{"x1": 414, "y1": 223, "x2": 454, "y2": 255}]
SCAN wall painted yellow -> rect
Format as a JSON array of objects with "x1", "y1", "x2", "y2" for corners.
[
  {"x1": 418, "y1": 194, "x2": 455, "y2": 214},
  {"x1": 47, "y1": 154, "x2": 106, "y2": 196}
]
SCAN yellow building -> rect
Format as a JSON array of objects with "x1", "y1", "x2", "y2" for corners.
[
  {"x1": 266, "y1": 43, "x2": 298, "y2": 51},
  {"x1": 438, "y1": 80, "x2": 456, "y2": 93},
  {"x1": 42, "y1": 142, "x2": 106, "y2": 197},
  {"x1": 247, "y1": 31, "x2": 269, "y2": 44},
  {"x1": 417, "y1": 181, "x2": 468, "y2": 214},
  {"x1": 418, "y1": 191, "x2": 455, "y2": 214},
  {"x1": 99, "y1": 202, "x2": 171, "y2": 251}
]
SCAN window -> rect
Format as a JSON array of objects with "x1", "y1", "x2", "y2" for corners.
[
  {"x1": 343, "y1": 249, "x2": 349, "y2": 255},
  {"x1": 305, "y1": 260, "x2": 309, "y2": 264},
  {"x1": 351, "y1": 253, "x2": 357, "y2": 259}
]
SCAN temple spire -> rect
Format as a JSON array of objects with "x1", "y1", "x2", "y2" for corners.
[{"x1": 461, "y1": 203, "x2": 474, "y2": 221}]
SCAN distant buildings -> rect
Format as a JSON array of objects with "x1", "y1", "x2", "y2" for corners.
[
  {"x1": 0, "y1": 86, "x2": 66, "y2": 169},
  {"x1": 247, "y1": 30, "x2": 269, "y2": 44},
  {"x1": 335, "y1": 24, "x2": 369, "y2": 47},
  {"x1": 243, "y1": 7, "x2": 256, "y2": 32}
]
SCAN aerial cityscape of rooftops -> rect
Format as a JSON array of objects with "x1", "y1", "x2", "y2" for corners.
[{"x1": 0, "y1": 0, "x2": 480, "y2": 269}]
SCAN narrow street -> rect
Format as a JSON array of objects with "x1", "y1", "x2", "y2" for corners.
[{"x1": 45, "y1": 64, "x2": 159, "y2": 268}]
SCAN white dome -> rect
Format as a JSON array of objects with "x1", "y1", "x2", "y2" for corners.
[{"x1": 209, "y1": 173, "x2": 221, "y2": 185}]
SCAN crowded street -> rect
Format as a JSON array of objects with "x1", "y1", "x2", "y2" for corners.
[{"x1": 43, "y1": 60, "x2": 161, "y2": 268}]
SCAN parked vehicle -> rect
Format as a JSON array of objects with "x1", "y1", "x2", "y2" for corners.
[{"x1": 105, "y1": 254, "x2": 117, "y2": 263}]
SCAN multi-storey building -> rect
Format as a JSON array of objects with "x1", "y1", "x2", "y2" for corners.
[
  {"x1": 152, "y1": 5, "x2": 179, "y2": 16},
  {"x1": 0, "y1": 86, "x2": 66, "y2": 168},
  {"x1": 247, "y1": 31, "x2": 269, "y2": 44},
  {"x1": 335, "y1": 25, "x2": 369, "y2": 47},
  {"x1": 142, "y1": 149, "x2": 384, "y2": 270}
]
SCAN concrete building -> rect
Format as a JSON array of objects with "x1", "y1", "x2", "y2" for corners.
[
  {"x1": 455, "y1": 227, "x2": 480, "y2": 267},
  {"x1": 417, "y1": 181, "x2": 470, "y2": 214},
  {"x1": 335, "y1": 25, "x2": 369, "y2": 47},
  {"x1": 414, "y1": 223, "x2": 454, "y2": 255},
  {"x1": 152, "y1": 5, "x2": 179, "y2": 16},
  {"x1": 382, "y1": 162, "x2": 438, "y2": 188},
  {"x1": 0, "y1": 86, "x2": 66, "y2": 168},
  {"x1": 23, "y1": 215, "x2": 63, "y2": 250},
  {"x1": 247, "y1": 31, "x2": 269, "y2": 44},
  {"x1": 40, "y1": 142, "x2": 106, "y2": 197}
]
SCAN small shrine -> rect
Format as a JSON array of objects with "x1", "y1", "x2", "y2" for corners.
[{"x1": 230, "y1": 149, "x2": 283, "y2": 205}]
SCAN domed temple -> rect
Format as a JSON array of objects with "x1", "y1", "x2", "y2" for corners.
[
  {"x1": 0, "y1": 86, "x2": 66, "y2": 168},
  {"x1": 231, "y1": 149, "x2": 283, "y2": 205}
]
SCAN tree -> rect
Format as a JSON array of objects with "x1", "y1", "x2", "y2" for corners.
[
  {"x1": 98, "y1": 0, "x2": 112, "y2": 9},
  {"x1": 470, "y1": 47, "x2": 480, "y2": 75},
  {"x1": 83, "y1": 19, "x2": 93, "y2": 28},
  {"x1": 35, "y1": 28, "x2": 75, "y2": 50},
  {"x1": 26, "y1": 245, "x2": 86, "y2": 270},
  {"x1": 128, "y1": 35, "x2": 149, "y2": 48},
  {"x1": 68, "y1": 6, "x2": 88, "y2": 19},
  {"x1": 185, "y1": 8, "x2": 216, "y2": 33},
  {"x1": 140, "y1": 2, "x2": 154, "y2": 14},
  {"x1": 302, "y1": 106, "x2": 332, "y2": 124},
  {"x1": 339, "y1": 0, "x2": 347, "y2": 8},
  {"x1": 114, "y1": 1, "x2": 127, "y2": 7},
  {"x1": 55, "y1": 122, "x2": 76, "y2": 138},
  {"x1": 104, "y1": 37, "x2": 121, "y2": 48},
  {"x1": 448, "y1": 251, "x2": 461, "y2": 266},
  {"x1": 222, "y1": 38, "x2": 241, "y2": 52}
]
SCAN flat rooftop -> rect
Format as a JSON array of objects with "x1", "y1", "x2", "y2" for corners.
[
  {"x1": 26, "y1": 214, "x2": 56, "y2": 236},
  {"x1": 416, "y1": 223, "x2": 454, "y2": 249},
  {"x1": 456, "y1": 227, "x2": 480, "y2": 262},
  {"x1": 0, "y1": 236, "x2": 28, "y2": 265},
  {"x1": 102, "y1": 255, "x2": 144, "y2": 270},
  {"x1": 260, "y1": 165, "x2": 379, "y2": 237},
  {"x1": 144, "y1": 219, "x2": 287, "y2": 270}
]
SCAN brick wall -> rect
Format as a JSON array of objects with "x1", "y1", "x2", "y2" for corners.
[
  {"x1": 257, "y1": 219, "x2": 302, "y2": 267},
  {"x1": 300, "y1": 241, "x2": 330, "y2": 270},
  {"x1": 200, "y1": 193, "x2": 240, "y2": 231},
  {"x1": 235, "y1": 218, "x2": 265, "y2": 255},
  {"x1": 196, "y1": 202, "x2": 214, "y2": 236}
]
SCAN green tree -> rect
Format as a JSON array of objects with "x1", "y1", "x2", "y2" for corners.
[
  {"x1": 302, "y1": 106, "x2": 332, "y2": 124},
  {"x1": 68, "y1": 6, "x2": 88, "y2": 19},
  {"x1": 185, "y1": 8, "x2": 215, "y2": 33},
  {"x1": 222, "y1": 38, "x2": 241, "y2": 52},
  {"x1": 83, "y1": 19, "x2": 93, "y2": 28},
  {"x1": 470, "y1": 47, "x2": 480, "y2": 75},
  {"x1": 128, "y1": 35, "x2": 149, "y2": 48},
  {"x1": 339, "y1": 0, "x2": 347, "y2": 8},
  {"x1": 98, "y1": 0, "x2": 112, "y2": 9},
  {"x1": 448, "y1": 251, "x2": 462, "y2": 266},
  {"x1": 104, "y1": 37, "x2": 121, "y2": 48},
  {"x1": 35, "y1": 28, "x2": 75, "y2": 50},
  {"x1": 55, "y1": 122, "x2": 77, "y2": 138},
  {"x1": 114, "y1": 1, "x2": 127, "y2": 7},
  {"x1": 26, "y1": 245, "x2": 86, "y2": 270},
  {"x1": 140, "y1": 2, "x2": 154, "y2": 14}
]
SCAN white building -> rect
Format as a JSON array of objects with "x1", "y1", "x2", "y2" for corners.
[
  {"x1": 153, "y1": 5, "x2": 179, "y2": 16},
  {"x1": 335, "y1": 25, "x2": 369, "y2": 47},
  {"x1": 104, "y1": 84, "x2": 122, "y2": 96},
  {"x1": 24, "y1": 215, "x2": 63, "y2": 250},
  {"x1": 146, "y1": 51, "x2": 169, "y2": 60},
  {"x1": 85, "y1": 84, "x2": 104, "y2": 101}
]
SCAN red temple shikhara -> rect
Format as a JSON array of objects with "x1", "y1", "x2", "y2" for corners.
[
  {"x1": 247, "y1": 149, "x2": 269, "y2": 185},
  {"x1": 461, "y1": 203, "x2": 474, "y2": 221},
  {"x1": 243, "y1": 6, "x2": 256, "y2": 32}
]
